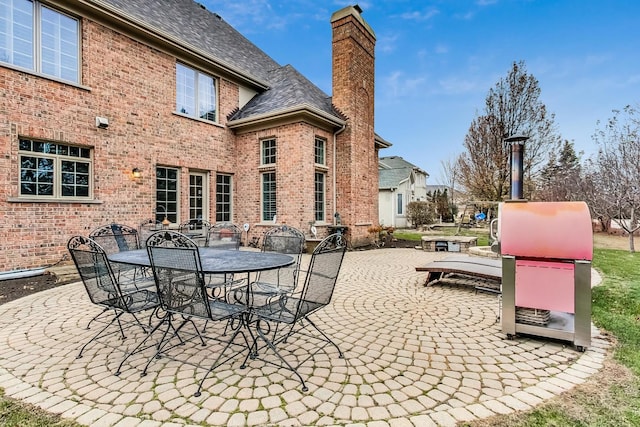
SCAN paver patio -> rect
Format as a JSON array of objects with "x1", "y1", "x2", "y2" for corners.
[{"x1": 0, "y1": 248, "x2": 607, "y2": 426}]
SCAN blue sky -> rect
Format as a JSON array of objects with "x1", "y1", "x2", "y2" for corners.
[{"x1": 201, "y1": 0, "x2": 639, "y2": 182}]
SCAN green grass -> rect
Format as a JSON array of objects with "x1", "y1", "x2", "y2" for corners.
[
  {"x1": 591, "y1": 250, "x2": 640, "y2": 375},
  {"x1": 394, "y1": 226, "x2": 492, "y2": 246},
  {"x1": 0, "y1": 388, "x2": 80, "y2": 427}
]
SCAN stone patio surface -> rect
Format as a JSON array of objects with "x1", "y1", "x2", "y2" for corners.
[{"x1": 0, "y1": 248, "x2": 608, "y2": 426}]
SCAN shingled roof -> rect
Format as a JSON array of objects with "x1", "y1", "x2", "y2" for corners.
[
  {"x1": 96, "y1": 0, "x2": 341, "y2": 126},
  {"x1": 228, "y1": 65, "x2": 339, "y2": 121},
  {"x1": 379, "y1": 156, "x2": 428, "y2": 190}
]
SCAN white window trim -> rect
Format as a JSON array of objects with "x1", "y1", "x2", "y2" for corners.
[{"x1": 175, "y1": 62, "x2": 218, "y2": 123}]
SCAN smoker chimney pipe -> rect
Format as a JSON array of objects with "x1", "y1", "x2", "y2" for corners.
[{"x1": 504, "y1": 135, "x2": 529, "y2": 200}]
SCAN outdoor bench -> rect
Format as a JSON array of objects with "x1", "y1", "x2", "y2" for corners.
[{"x1": 416, "y1": 255, "x2": 501, "y2": 293}]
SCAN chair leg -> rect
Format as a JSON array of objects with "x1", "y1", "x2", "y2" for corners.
[
  {"x1": 86, "y1": 307, "x2": 110, "y2": 330},
  {"x1": 141, "y1": 316, "x2": 198, "y2": 376},
  {"x1": 77, "y1": 311, "x2": 124, "y2": 359},
  {"x1": 304, "y1": 317, "x2": 344, "y2": 358},
  {"x1": 194, "y1": 325, "x2": 250, "y2": 397},
  {"x1": 254, "y1": 319, "x2": 308, "y2": 392},
  {"x1": 115, "y1": 314, "x2": 168, "y2": 376}
]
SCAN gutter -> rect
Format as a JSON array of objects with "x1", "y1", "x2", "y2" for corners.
[
  {"x1": 333, "y1": 122, "x2": 347, "y2": 225},
  {"x1": 227, "y1": 104, "x2": 346, "y2": 129}
]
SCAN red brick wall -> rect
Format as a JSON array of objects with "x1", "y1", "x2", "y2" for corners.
[
  {"x1": 234, "y1": 124, "x2": 335, "y2": 244},
  {"x1": 0, "y1": 19, "x2": 240, "y2": 270},
  {"x1": 0, "y1": 6, "x2": 377, "y2": 270}
]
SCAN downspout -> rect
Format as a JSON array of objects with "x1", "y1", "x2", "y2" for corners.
[{"x1": 333, "y1": 123, "x2": 347, "y2": 225}]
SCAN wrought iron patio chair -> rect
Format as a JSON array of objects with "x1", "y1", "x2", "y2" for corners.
[
  {"x1": 89, "y1": 223, "x2": 140, "y2": 254},
  {"x1": 247, "y1": 233, "x2": 347, "y2": 391},
  {"x1": 114, "y1": 230, "x2": 200, "y2": 375},
  {"x1": 67, "y1": 235, "x2": 159, "y2": 361},
  {"x1": 89, "y1": 223, "x2": 153, "y2": 290},
  {"x1": 205, "y1": 222, "x2": 243, "y2": 291},
  {"x1": 178, "y1": 219, "x2": 211, "y2": 247},
  {"x1": 138, "y1": 219, "x2": 163, "y2": 247},
  {"x1": 247, "y1": 225, "x2": 305, "y2": 305},
  {"x1": 125, "y1": 230, "x2": 250, "y2": 395},
  {"x1": 207, "y1": 222, "x2": 242, "y2": 250}
]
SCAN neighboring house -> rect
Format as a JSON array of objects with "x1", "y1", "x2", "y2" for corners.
[
  {"x1": 0, "y1": 1, "x2": 390, "y2": 270},
  {"x1": 378, "y1": 156, "x2": 429, "y2": 228}
]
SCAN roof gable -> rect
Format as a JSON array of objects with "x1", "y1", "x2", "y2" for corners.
[{"x1": 378, "y1": 156, "x2": 428, "y2": 189}]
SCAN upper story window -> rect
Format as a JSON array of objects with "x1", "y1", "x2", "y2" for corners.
[
  {"x1": 261, "y1": 138, "x2": 276, "y2": 165},
  {"x1": 19, "y1": 138, "x2": 91, "y2": 199},
  {"x1": 314, "y1": 137, "x2": 326, "y2": 165},
  {"x1": 176, "y1": 62, "x2": 217, "y2": 122},
  {"x1": 0, "y1": 0, "x2": 80, "y2": 83}
]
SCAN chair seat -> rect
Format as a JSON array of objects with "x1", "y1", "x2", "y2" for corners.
[
  {"x1": 252, "y1": 280, "x2": 293, "y2": 295},
  {"x1": 209, "y1": 299, "x2": 246, "y2": 320},
  {"x1": 253, "y1": 297, "x2": 322, "y2": 324}
]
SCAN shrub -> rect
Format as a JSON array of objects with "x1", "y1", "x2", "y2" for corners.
[{"x1": 407, "y1": 201, "x2": 435, "y2": 228}]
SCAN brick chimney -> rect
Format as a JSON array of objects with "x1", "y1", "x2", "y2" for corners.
[{"x1": 331, "y1": 5, "x2": 377, "y2": 246}]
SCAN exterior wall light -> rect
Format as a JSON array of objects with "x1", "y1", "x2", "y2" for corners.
[
  {"x1": 96, "y1": 116, "x2": 109, "y2": 129},
  {"x1": 131, "y1": 168, "x2": 142, "y2": 179}
]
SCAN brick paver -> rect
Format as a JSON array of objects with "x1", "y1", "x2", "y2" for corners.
[{"x1": 0, "y1": 249, "x2": 608, "y2": 426}]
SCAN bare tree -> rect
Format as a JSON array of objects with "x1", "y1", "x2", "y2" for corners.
[
  {"x1": 580, "y1": 160, "x2": 611, "y2": 233},
  {"x1": 457, "y1": 61, "x2": 561, "y2": 201},
  {"x1": 438, "y1": 156, "x2": 460, "y2": 222},
  {"x1": 588, "y1": 105, "x2": 640, "y2": 252}
]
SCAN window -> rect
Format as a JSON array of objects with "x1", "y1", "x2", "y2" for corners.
[
  {"x1": 216, "y1": 174, "x2": 232, "y2": 222},
  {"x1": 189, "y1": 172, "x2": 207, "y2": 221},
  {"x1": 314, "y1": 137, "x2": 325, "y2": 165},
  {"x1": 314, "y1": 172, "x2": 325, "y2": 222},
  {"x1": 19, "y1": 138, "x2": 91, "y2": 199},
  {"x1": 156, "y1": 167, "x2": 179, "y2": 224},
  {"x1": 262, "y1": 172, "x2": 276, "y2": 221},
  {"x1": 397, "y1": 193, "x2": 403, "y2": 215},
  {"x1": 176, "y1": 63, "x2": 217, "y2": 122},
  {"x1": 261, "y1": 138, "x2": 276, "y2": 165},
  {"x1": 0, "y1": 0, "x2": 80, "y2": 83}
]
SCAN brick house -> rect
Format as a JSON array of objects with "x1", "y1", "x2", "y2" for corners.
[{"x1": 0, "y1": 1, "x2": 390, "y2": 270}]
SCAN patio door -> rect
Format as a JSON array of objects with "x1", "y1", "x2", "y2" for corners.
[{"x1": 189, "y1": 172, "x2": 208, "y2": 222}]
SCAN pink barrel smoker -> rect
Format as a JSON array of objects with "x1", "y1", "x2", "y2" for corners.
[{"x1": 497, "y1": 201, "x2": 593, "y2": 350}]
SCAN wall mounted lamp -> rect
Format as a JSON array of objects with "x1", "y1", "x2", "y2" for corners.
[{"x1": 131, "y1": 168, "x2": 142, "y2": 179}]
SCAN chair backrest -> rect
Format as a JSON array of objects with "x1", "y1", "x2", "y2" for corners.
[
  {"x1": 296, "y1": 233, "x2": 347, "y2": 316},
  {"x1": 89, "y1": 223, "x2": 140, "y2": 254},
  {"x1": 207, "y1": 222, "x2": 242, "y2": 250},
  {"x1": 178, "y1": 219, "x2": 211, "y2": 247},
  {"x1": 67, "y1": 235, "x2": 123, "y2": 307},
  {"x1": 138, "y1": 219, "x2": 163, "y2": 247},
  {"x1": 146, "y1": 231, "x2": 210, "y2": 318},
  {"x1": 145, "y1": 230, "x2": 197, "y2": 248},
  {"x1": 257, "y1": 225, "x2": 305, "y2": 291},
  {"x1": 262, "y1": 225, "x2": 305, "y2": 254}
]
